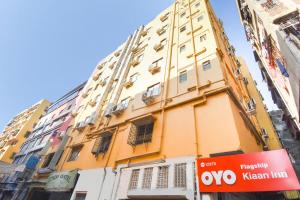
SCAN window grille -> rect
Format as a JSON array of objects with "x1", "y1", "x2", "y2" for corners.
[
  {"x1": 129, "y1": 169, "x2": 140, "y2": 190},
  {"x1": 174, "y1": 163, "x2": 187, "y2": 188},
  {"x1": 142, "y1": 168, "x2": 153, "y2": 189},
  {"x1": 157, "y1": 166, "x2": 169, "y2": 188}
]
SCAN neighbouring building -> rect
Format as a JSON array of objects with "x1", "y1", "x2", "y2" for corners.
[
  {"x1": 0, "y1": 100, "x2": 50, "y2": 164},
  {"x1": 28, "y1": 0, "x2": 285, "y2": 199},
  {"x1": 236, "y1": 0, "x2": 300, "y2": 138},
  {"x1": 0, "y1": 83, "x2": 84, "y2": 200}
]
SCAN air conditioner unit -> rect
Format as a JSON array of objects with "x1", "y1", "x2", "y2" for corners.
[
  {"x1": 156, "y1": 28, "x2": 166, "y2": 36},
  {"x1": 104, "y1": 104, "x2": 116, "y2": 118},
  {"x1": 235, "y1": 68, "x2": 243, "y2": 80},
  {"x1": 75, "y1": 122, "x2": 85, "y2": 130},
  {"x1": 247, "y1": 99, "x2": 256, "y2": 114},
  {"x1": 93, "y1": 74, "x2": 100, "y2": 81},
  {"x1": 153, "y1": 43, "x2": 164, "y2": 52},
  {"x1": 160, "y1": 14, "x2": 168, "y2": 22},
  {"x1": 129, "y1": 59, "x2": 140, "y2": 67},
  {"x1": 142, "y1": 91, "x2": 157, "y2": 105},
  {"x1": 148, "y1": 64, "x2": 161, "y2": 74},
  {"x1": 131, "y1": 45, "x2": 140, "y2": 54},
  {"x1": 123, "y1": 79, "x2": 134, "y2": 88},
  {"x1": 100, "y1": 79, "x2": 107, "y2": 87},
  {"x1": 112, "y1": 104, "x2": 127, "y2": 116},
  {"x1": 89, "y1": 100, "x2": 96, "y2": 107},
  {"x1": 140, "y1": 30, "x2": 148, "y2": 37}
]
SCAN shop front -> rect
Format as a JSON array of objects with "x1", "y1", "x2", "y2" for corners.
[{"x1": 26, "y1": 170, "x2": 78, "y2": 200}]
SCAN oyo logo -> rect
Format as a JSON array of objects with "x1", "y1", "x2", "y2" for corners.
[{"x1": 201, "y1": 170, "x2": 236, "y2": 186}]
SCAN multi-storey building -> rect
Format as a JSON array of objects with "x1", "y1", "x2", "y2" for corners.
[
  {"x1": 236, "y1": 0, "x2": 300, "y2": 137},
  {"x1": 0, "y1": 100, "x2": 50, "y2": 164},
  {"x1": 0, "y1": 84, "x2": 84, "y2": 200},
  {"x1": 16, "y1": 0, "x2": 284, "y2": 200},
  {"x1": 238, "y1": 57, "x2": 282, "y2": 150}
]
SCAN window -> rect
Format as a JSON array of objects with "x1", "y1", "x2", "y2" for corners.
[
  {"x1": 147, "y1": 83, "x2": 160, "y2": 96},
  {"x1": 98, "y1": 133, "x2": 113, "y2": 154},
  {"x1": 202, "y1": 61, "x2": 211, "y2": 71},
  {"x1": 74, "y1": 193, "x2": 87, "y2": 200},
  {"x1": 120, "y1": 97, "x2": 130, "y2": 108},
  {"x1": 130, "y1": 73, "x2": 138, "y2": 83},
  {"x1": 157, "y1": 166, "x2": 169, "y2": 188},
  {"x1": 180, "y1": 26, "x2": 186, "y2": 32},
  {"x1": 200, "y1": 34, "x2": 207, "y2": 42},
  {"x1": 68, "y1": 146, "x2": 82, "y2": 162},
  {"x1": 41, "y1": 153, "x2": 55, "y2": 168},
  {"x1": 95, "y1": 94, "x2": 101, "y2": 103},
  {"x1": 94, "y1": 84, "x2": 99, "y2": 91},
  {"x1": 180, "y1": 12, "x2": 186, "y2": 18},
  {"x1": 195, "y1": 2, "x2": 200, "y2": 7},
  {"x1": 161, "y1": 38, "x2": 167, "y2": 46},
  {"x1": 135, "y1": 122, "x2": 154, "y2": 145},
  {"x1": 152, "y1": 57, "x2": 163, "y2": 67},
  {"x1": 197, "y1": 15, "x2": 204, "y2": 22},
  {"x1": 180, "y1": 45, "x2": 186, "y2": 53},
  {"x1": 179, "y1": 71, "x2": 187, "y2": 83},
  {"x1": 129, "y1": 169, "x2": 140, "y2": 190},
  {"x1": 142, "y1": 167, "x2": 153, "y2": 189},
  {"x1": 137, "y1": 54, "x2": 144, "y2": 62},
  {"x1": 174, "y1": 163, "x2": 187, "y2": 188},
  {"x1": 67, "y1": 105, "x2": 72, "y2": 110}
]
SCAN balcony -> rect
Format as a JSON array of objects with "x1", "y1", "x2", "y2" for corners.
[{"x1": 148, "y1": 64, "x2": 161, "y2": 74}]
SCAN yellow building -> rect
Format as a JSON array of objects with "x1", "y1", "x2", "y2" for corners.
[
  {"x1": 238, "y1": 57, "x2": 282, "y2": 150},
  {"x1": 27, "y1": 0, "x2": 281, "y2": 200},
  {"x1": 0, "y1": 100, "x2": 50, "y2": 164}
]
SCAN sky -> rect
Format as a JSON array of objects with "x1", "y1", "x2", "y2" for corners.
[{"x1": 0, "y1": 0, "x2": 276, "y2": 130}]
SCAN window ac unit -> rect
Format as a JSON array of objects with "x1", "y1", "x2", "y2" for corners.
[
  {"x1": 235, "y1": 68, "x2": 243, "y2": 80},
  {"x1": 123, "y1": 79, "x2": 134, "y2": 88},
  {"x1": 142, "y1": 91, "x2": 157, "y2": 105},
  {"x1": 131, "y1": 45, "x2": 140, "y2": 54},
  {"x1": 156, "y1": 28, "x2": 166, "y2": 36},
  {"x1": 104, "y1": 104, "x2": 116, "y2": 118},
  {"x1": 148, "y1": 64, "x2": 161, "y2": 74},
  {"x1": 112, "y1": 104, "x2": 127, "y2": 116},
  {"x1": 247, "y1": 99, "x2": 256, "y2": 114},
  {"x1": 130, "y1": 59, "x2": 140, "y2": 67},
  {"x1": 154, "y1": 43, "x2": 164, "y2": 52}
]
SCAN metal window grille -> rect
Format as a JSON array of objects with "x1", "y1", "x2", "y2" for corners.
[
  {"x1": 129, "y1": 169, "x2": 140, "y2": 190},
  {"x1": 174, "y1": 163, "x2": 187, "y2": 188},
  {"x1": 135, "y1": 123, "x2": 154, "y2": 145},
  {"x1": 157, "y1": 166, "x2": 169, "y2": 188},
  {"x1": 142, "y1": 168, "x2": 153, "y2": 189}
]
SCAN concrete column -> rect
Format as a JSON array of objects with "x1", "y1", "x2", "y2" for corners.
[
  {"x1": 137, "y1": 168, "x2": 144, "y2": 189},
  {"x1": 151, "y1": 166, "x2": 159, "y2": 189},
  {"x1": 168, "y1": 164, "x2": 175, "y2": 188}
]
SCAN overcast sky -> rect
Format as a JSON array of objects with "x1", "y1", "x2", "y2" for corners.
[{"x1": 0, "y1": 0, "x2": 276, "y2": 130}]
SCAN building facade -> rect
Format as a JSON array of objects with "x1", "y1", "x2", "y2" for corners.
[
  {"x1": 32, "y1": 0, "x2": 283, "y2": 199},
  {"x1": 0, "y1": 100, "x2": 50, "y2": 164},
  {"x1": 0, "y1": 84, "x2": 84, "y2": 200},
  {"x1": 236, "y1": 0, "x2": 300, "y2": 137}
]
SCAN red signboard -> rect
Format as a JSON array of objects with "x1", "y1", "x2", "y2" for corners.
[{"x1": 197, "y1": 150, "x2": 300, "y2": 192}]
